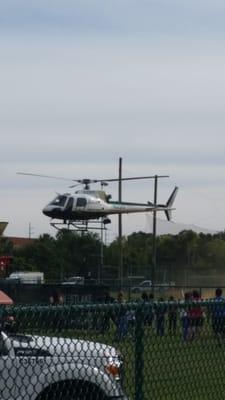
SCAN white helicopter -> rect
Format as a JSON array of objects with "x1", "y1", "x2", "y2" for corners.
[{"x1": 17, "y1": 173, "x2": 178, "y2": 230}]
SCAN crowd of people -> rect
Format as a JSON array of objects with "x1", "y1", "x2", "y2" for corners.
[
  {"x1": 102, "y1": 288, "x2": 225, "y2": 344},
  {"x1": 45, "y1": 286, "x2": 225, "y2": 345}
]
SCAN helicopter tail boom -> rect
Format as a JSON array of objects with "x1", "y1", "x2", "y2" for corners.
[{"x1": 107, "y1": 186, "x2": 178, "y2": 220}]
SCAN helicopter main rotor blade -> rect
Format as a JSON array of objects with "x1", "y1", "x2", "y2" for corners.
[
  {"x1": 99, "y1": 175, "x2": 169, "y2": 183},
  {"x1": 17, "y1": 172, "x2": 74, "y2": 182},
  {"x1": 17, "y1": 172, "x2": 169, "y2": 185}
]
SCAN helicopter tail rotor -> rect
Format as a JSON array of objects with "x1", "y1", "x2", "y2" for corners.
[{"x1": 164, "y1": 186, "x2": 178, "y2": 221}]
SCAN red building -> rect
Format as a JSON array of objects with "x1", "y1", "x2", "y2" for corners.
[{"x1": 0, "y1": 220, "x2": 35, "y2": 277}]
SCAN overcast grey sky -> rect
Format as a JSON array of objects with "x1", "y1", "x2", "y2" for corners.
[{"x1": 1, "y1": 1, "x2": 225, "y2": 240}]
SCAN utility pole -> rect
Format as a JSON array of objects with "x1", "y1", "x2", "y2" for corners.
[
  {"x1": 28, "y1": 222, "x2": 34, "y2": 239},
  {"x1": 151, "y1": 176, "x2": 158, "y2": 294},
  {"x1": 118, "y1": 157, "x2": 123, "y2": 288},
  {"x1": 99, "y1": 222, "x2": 104, "y2": 283},
  {"x1": 151, "y1": 175, "x2": 169, "y2": 294},
  {"x1": 99, "y1": 181, "x2": 107, "y2": 283}
]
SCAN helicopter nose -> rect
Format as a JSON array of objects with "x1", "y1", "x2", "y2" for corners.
[
  {"x1": 43, "y1": 205, "x2": 63, "y2": 218},
  {"x1": 42, "y1": 206, "x2": 51, "y2": 217}
]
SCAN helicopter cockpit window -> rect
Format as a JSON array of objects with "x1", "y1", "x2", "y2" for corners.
[
  {"x1": 50, "y1": 195, "x2": 67, "y2": 207},
  {"x1": 76, "y1": 198, "x2": 87, "y2": 207}
]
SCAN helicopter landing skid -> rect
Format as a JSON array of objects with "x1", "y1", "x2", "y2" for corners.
[{"x1": 50, "y1": 219, "x2": 109, "y2": 232}]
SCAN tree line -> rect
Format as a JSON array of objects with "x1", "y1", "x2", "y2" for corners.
[{"x1": 1, "y1": 229, "x2": 225, "y2": 282}]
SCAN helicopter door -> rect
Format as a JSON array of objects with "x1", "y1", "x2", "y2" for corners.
[
  {"x1": 65, "y1": 197, "x2": 74, "y2": 212},
  {"x1": 76, "y1": 198, "x2": 87, "y2": 209}
]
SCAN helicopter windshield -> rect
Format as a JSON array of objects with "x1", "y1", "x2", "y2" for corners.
[{"x1": 50, "y1": 195, "x2": 67, "y2": 207}]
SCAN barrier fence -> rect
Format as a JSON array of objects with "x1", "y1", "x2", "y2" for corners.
[{"x1": 1, "y1": 296, "x2": 225, "y2": 399}]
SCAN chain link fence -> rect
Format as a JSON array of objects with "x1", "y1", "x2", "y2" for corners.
[{"x1": 1, "y1": 293, "x2": 225, "y2": 399}]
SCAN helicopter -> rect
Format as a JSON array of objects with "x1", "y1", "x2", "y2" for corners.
[{"x1": 17, "y1": 172, "x2": 178, "y2": 231}]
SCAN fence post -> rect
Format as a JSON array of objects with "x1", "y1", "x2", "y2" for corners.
[{"x1": 135, "y1": 303, "x2": 145, "y2": 400}]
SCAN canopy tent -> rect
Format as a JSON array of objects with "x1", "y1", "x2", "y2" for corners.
[{"x1": 0, "y1": 290, "x2": 13, "y2": 305}]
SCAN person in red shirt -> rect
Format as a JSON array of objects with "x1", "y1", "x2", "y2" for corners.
[{"x1": 187, "y1": 290, "x2": 203, "y2": 341}]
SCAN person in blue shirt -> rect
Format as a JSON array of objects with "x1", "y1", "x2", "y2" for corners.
[
  {"x1": 155, "y1": 297, "x2": 167, "y2": 337},
  {"x1": 211, "y1": 288, "x2": 225, "y2": 345}
]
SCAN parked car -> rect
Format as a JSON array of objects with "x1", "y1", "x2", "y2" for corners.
[
  {"x1": 61, "y1": 276, "x2": 85, "y2": 285},
  {"x1": 131, "y1": 280, "x2": 152, "y2": 293},
  {"x1": 0, "y1": 330, "x2": 127, "y2": 399},
  {"x1": 6, "y1": 271, "x2": 44, "y2": 284}
]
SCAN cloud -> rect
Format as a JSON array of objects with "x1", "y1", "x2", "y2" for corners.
[
  {"x1": 1, "y1": 37, "x2": 225, "y2": 165},
  {"x1": 1, "y1": 2, "x2": 225, "y2": 238},
  {"x1": 1, "y1": 0, "x2": 225, "y2": 38}
]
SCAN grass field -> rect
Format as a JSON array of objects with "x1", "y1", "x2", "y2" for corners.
[
  {"x1": 64, "y1": 318, "x2": 225, "y2": 400},
  {"x1": 16, "y1": 303, "x2": 225, "y2": 400}
]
